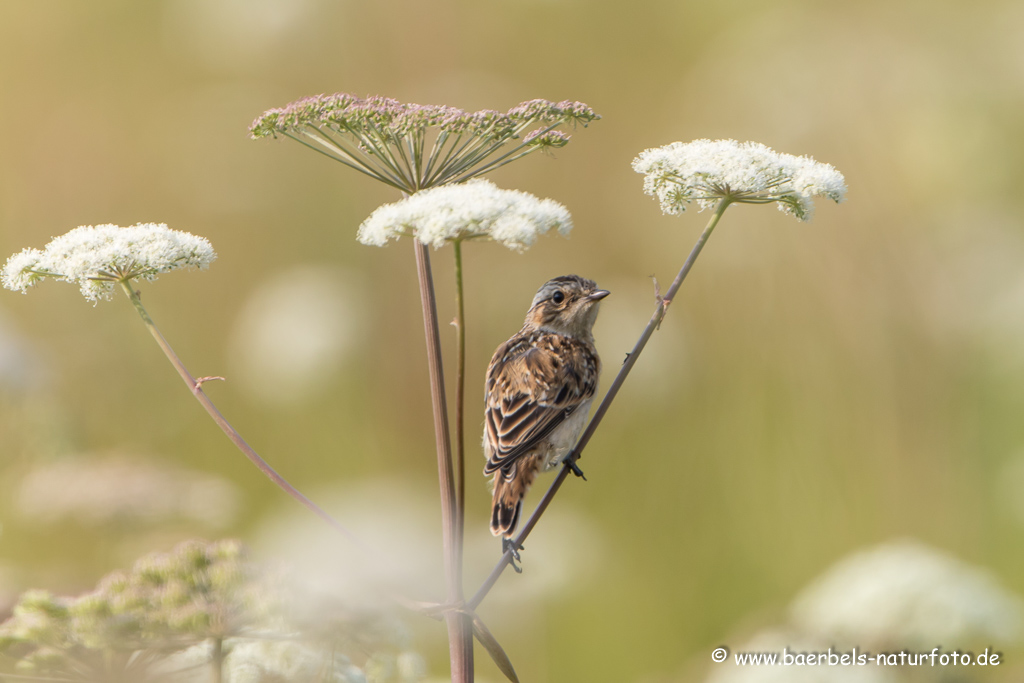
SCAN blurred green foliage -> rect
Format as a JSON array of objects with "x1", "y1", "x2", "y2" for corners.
[{"x1": 2, "y1": 0, "x2": 1024, "y2": 681}]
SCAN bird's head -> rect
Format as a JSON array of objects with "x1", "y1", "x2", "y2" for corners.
[{"x1": 524, "y1": 274, "x2": 609, "y2": 338}]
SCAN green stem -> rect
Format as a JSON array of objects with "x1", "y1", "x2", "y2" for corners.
[
  {"x1": 453, "y1": 239, "x2": 467, "y2": 557},
  {"x1": 116, "y1": 281, "x2": 358, "y2": 543},
  {"x1": 469, "y1": 198, "x2": 731, "y2": 609}
]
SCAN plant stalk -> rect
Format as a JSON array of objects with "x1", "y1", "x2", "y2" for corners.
[
  {"x1": 453, "y1": 239, "x2": 467, "y2": 547},
  {"x1": 469, "y1": 199, "x2": 731, "y2": 609},
  {"x1": 412, "y1": 241, "x2": 473, "y2": 682}
]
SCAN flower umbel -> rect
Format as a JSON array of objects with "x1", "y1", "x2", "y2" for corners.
[
  {"x1": 2, "y1": 223, "x2": 215, "y2": 302},
  {"x1": 251, "y1": 92, "x2": 599, "y2": 192},
  {"x1": 791, "y1": 540, "x2": 1023, "y2": 648},
  {"x1": 357, "y1": 179, "x2": 572, "y2": 252},
  {"x1": 632, "y1": 139, "x2": 847, "y2": 221}
]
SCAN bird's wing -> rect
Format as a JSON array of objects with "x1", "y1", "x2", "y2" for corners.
[{"x1": 483, "y1": 332, "x2": 598, "y2": 475}]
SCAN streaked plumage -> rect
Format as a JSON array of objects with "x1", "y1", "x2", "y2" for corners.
[{"x1": 484, "y1": 275, "x2": 608, "y2": 538}]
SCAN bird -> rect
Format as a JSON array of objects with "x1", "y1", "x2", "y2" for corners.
[{"x1": 483, "y1": 274, "x2": 608, "y2": 545}]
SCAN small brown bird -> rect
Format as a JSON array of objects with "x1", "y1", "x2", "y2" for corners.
[{"x1": 483, "y1": 275, "x2": 608, "y2": 541}]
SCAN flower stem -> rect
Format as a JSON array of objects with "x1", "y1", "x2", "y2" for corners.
[
  {"x1": 116, "y1": 280, "x2": 357, "y2": 543},
  {"x1": 468, "y1": 198, "x2": 731, "y2": 609},
  {"x1": 412, "y1": 241, "x2": 473, "y2": 682},
  {"x1": 453, "y1": 239, "x2": 467, "y2": 550}
]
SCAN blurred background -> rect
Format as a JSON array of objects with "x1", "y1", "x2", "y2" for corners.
[{"x1": 2, "y1": 0, "x2": 1024, "y2": 681}]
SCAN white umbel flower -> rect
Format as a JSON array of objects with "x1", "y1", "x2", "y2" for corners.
[
  {"x1": 2, "y1": 223, "x2": 215, "y2": 302},
  {"x1": 791, "y1": 540, "x2": 1023, "y2": 648},
  {"x1": 632, "y1": 139, "x2": 847, "y2": 221},
  {"x1": 357, "y1": 179, "x2": 573, "y2": 252}
]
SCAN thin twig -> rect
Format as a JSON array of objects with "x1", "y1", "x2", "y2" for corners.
[
  {"x1": 468, "y1": 198, "x2": 731, "y2": 609},
  {"x1": 412, "y1": 241, "x2": 474, "y2": 682},
  {"x1": 117, "y1": 281, "x2": 358, "y2": 543}
]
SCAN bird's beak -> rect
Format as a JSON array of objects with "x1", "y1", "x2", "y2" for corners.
[{"x1": 587, "y1": 289, "x2": 610, "y2": 302}]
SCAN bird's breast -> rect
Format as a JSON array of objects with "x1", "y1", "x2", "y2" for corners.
[{"x1": 540, "y1": 397, "x2": 593, "y2": 471}]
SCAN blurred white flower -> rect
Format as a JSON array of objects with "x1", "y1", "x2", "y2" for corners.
[
  {"x1": 365, "y1": 650, "x2": 428, "y2": 683},
  {"x1": 228, "y1": 266, "x2": 363, "y2": 406},
  {"x1": 632, "y1": 139, "x2": 846, "y2": 221},
  {"x1": 791, "y1": 540, "x2": 1022, "y2": 648},
  {"x1": 224, "y1": 640, "x2": 368, "y2": 683},
  {"x1": 2, "y1": 223, "x2": 215, "y2": 302},
  {"x1": 15, "y1": 453, "x2": 240, "y2": 529},
  {"x1": 160, "y1": 638, "x2": 380, "y2": 683},
  {"x1": 254, "y1": 479, "x2": 443, "y2": 608},
  {"x1": 255, "y1": 478, "x2": 604, "y2": 611},
  {"x1": 706, "y1": 629, "x2": 896, "y2": 683},
  {"x1": 162, "y1": 0, "x2": 320, "y2": 71},
  {"x1": 357, "y1": 179, "x2": 572, "y2": 251},
  {"x1": 466, "y1": 505, "x2": 605, "y2": 609}
]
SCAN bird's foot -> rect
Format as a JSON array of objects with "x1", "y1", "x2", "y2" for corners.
[
  {"x1": 503, "y1": 537, "x2": 524, "y2": 573},
  {"x1": 566, "y1": 459, "x2": 587, "y2": 481}
]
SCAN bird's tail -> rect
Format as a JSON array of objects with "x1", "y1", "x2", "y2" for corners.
[{"x1": 490, "y1": 455, "x2": 541, "y2": 538}]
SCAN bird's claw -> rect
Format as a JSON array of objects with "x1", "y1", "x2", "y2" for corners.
[
  {"x1": 503, "y1": 537, "x2": 524, "y2": 573},
  {"x1": 567, "y1": 459, "x2": 587, "y2": 481}
]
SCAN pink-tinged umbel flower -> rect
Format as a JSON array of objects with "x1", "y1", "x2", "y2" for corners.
[{"x1": 251, "y1": 92, "x2": 598, "y2": 193}]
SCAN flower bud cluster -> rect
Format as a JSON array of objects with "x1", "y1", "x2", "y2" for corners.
[
  {"x1": 251, "y1": 92, "x2": 598, "y2": 191},
  {"x1": 251, "y1": 93, "x2": 597, "y2": 143}
]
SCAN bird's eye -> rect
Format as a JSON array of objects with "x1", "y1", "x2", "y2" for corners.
[{"x1": 551, "y1": 290, "x2": 565, "y2": 304}]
